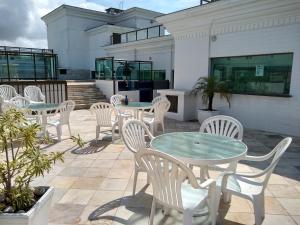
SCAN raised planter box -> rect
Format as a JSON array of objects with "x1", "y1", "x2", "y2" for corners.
[{"x1": 0, "y1": 187, "x2": 54, "y2": 225}]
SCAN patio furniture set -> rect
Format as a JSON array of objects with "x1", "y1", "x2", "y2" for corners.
[
  {"x1": 0, "y1": 85, "x2": 293, "y2": 225},
  {"x1": 122, "y1": 113, "x2": 292, "y2": 225},
  {"x1": 0, "y1": 84, "x2": 75, "y2": 141}
]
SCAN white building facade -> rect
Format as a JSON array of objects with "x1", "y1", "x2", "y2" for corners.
[
  {"x1": 42, "y1": 5, "x2": 174, "y2": 81},
  {"x1": 157, "y1": 0, "x2": 300, "y2": 136}
]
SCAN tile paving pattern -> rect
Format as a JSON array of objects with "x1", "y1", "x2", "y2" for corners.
[{"x1": 31, "y1": 110, "x2": 300, "y2": 225}]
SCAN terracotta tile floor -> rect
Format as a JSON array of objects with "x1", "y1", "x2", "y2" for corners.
[{"x1": 31, "y1": 110, "x2": 300, "y2": 225}]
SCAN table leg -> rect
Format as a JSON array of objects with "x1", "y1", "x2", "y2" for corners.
[
  {"x1": 200, "y1": 166, "x2": 208, "y2": 183},
  {"x1": 222, "y1": 161, "x2": 238, "y2": 203},
  {"x1": 41, "y1": 111, "x2": 47, "y2": 136}
]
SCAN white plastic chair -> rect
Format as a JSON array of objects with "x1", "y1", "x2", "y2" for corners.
[
  {"x1": 2, "y1": 101, "x2": 38, "y2": 125},
  {"x1": 199, "y1": 115, "x2": 243, "y2": 140},
  {"x1": 110, "y1": 94, "x2": 125, "y2": 106},
  {"x1": 9, "y1": 96, "x2": 31, "y2": 108},
  {"x1": 122, "y1": 119, "x2": 154, "y2": 195},
  {"x1": 219, "y1": 137, "x2": 292, "y2": 225},
  {"x1": 90, "y1": 102, "x2": 118, "y2": 143},
  {"x1": 197, "y1": 115, "x2": 244, "y2": 178},
  {"x1": 110, "y1": 94, "x2": 133, "y2": 127},
  {"x1": 0, "y1": 85, "x2": 19, "y2": 102},
  {"x1": 47, "y1": 100, "x2": 75, "y2": 141},
  {"x1": 136, "y1": 149, "x2": 218, "y2": 225},
  {"x1": 150, "y1": 95, "x2": 168, "y2": 112},
  {"x1": 24, "y1": 86, "x2": 45, "y2": 103},
  {"x1": 142, "y1": 99, "x2": 170, "y2": 134}
]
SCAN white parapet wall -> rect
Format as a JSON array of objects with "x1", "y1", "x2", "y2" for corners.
[{"x1": 157, "y1": 89, "x2": 196, "y2": 121}]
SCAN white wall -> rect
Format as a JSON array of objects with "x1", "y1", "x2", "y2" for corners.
[
  {"x1": 211, "y1": 24, "x2": 300, "y2": 136},
  {"x1": 158, "y1": 0, "x2": 300, "y2": 136}
]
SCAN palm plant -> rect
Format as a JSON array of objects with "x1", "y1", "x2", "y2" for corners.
[
  {"x1": 191, "y1": 76, "x2": 231, "y2": 111},
  {"x1": 0, "y1": 108, "x2": 82, "y2": 213}
]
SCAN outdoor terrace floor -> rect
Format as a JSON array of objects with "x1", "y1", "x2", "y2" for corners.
[{"x1": 33, "y1": 110, "x2": 300, "y2": 225}]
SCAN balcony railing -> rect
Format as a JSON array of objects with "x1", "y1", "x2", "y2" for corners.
[
  {"x1": 0, "y1": 46, "x2": 54, "y2": 54},
  {"x1": 111, "y1": 25, "x2": 169, "y2": 45}
]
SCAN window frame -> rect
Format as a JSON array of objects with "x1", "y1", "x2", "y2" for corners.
[{"x1": 210, "y1": 52, "x2": 294, "y2": 98}]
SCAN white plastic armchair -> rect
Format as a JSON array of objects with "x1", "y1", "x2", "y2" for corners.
[
  {"x1": 197, "y1": 115, "x2": 244, "y2": 178},
  {"x1": 24, "y1": 86, "x2": 45, "y2": 103},
  {"x1": 122, "y1": 119, "x2": 154, "y2": 195},
  {"x1": 9, "y1": 96, "x2": 31, "y2": 108},
  {"x1": 0, "y1": 85, "x2": 19, "y2": 102},
  {"x1": 110, "y1": 94, "x2": 133, "y2": 127},
  {"x1": 219, "y1": 137, "x2": 292, "y2": 225},
  {"x1": 90, "y1": 102, "x2": 118, "y2": 143},
  {"x1": 47, "y1": 100, "x2": 75, "y2": 141},
  {"x1": 147, "y1": 95, "x2": 168, "y2": 114},
  {"x1": 142, "y1": 99, "x2": 170, "y2": 134},
  {"x1": 136, "y1": 149, "x2": 218, "y2": 225},
  {"x1": 110, "y1": 94, "x2": 124, "y2": 106},
  {"x1": 199, "y1": 115, "x2": 243, "y2": 140}
]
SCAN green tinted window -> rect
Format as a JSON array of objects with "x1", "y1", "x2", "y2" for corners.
[{"x1": 211, "y1": 53, "x2": 293, "y2": 96}]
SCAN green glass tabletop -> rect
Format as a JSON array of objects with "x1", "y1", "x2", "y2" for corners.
[
  {"x1": 117, "y1": 102, "x2": 152, "y2": 108},
  {"x1": 151, "y1": 132, "x2": 247, "y2": 165},
  {"x1": 26, "y1": 103, "x2": 59, "y2": 111}
]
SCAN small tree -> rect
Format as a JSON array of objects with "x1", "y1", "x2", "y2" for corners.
[
  {"x1": 0, "y1": 108, "x2": 64, "y2": 212},
  {"x1": 191, "y1": 76, "x2": 231, "y2": 111}
]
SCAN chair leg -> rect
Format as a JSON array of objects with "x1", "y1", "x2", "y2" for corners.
[
  {"x1": 150, "y1": 123, "x2": 154, "y2": 135},
  {"x1": 56, "y1": 125, "x2": 62, "y2": 141},
  {"x1": 149, "y1": 198, "x2": 156, "y2": 225},
  {"x1": 96, "y1": 125, "x2": 100, "y2": 141},
  {"x1": 161, "y1": 122, "x2": 165, "y2": 133},
  {"x1": 133, "y1": 167, "x2": 139, "y2": 195},
  {"x1": 112, "y1": 124, "x2": 116, "y2": 144},
  {"x1": 68, "y1": 123, "x2": 72, "y2": 137},
  {"x1": 253, "y1": 195, "x2": 265, "y2": 225},
  {"x1": 183, "y1": 210, "x2": 193, "y2": 225}
]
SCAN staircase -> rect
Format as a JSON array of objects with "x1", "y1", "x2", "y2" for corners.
[{"x1": 67, "y1": 81, "x2": 107, "y2": 109}]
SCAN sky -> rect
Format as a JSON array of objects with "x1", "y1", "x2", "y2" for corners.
[{"x1": 0, "y1": 0, "x2": 199, "y2": 49}]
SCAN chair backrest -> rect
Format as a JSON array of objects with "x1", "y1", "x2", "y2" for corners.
[
  {"x1": 9, "y1": 96, "x2": 31, "y2": 108},
  {"x1": 136, "y1": 149, "x2": 200, "y2": 210},
  {"x1": 261, "y1": 137, "x2": 292, "y2": 188},
  {"x1": 152, "y1": 95, "x2": 167, "y2": 105},
  {"x1": 24, "y1": 86, "x2": 44, "y2": 102},
  {"x1": 199, "y1": 115, "x2": 243, "y2": 140},
  {"x1": 153, "y1": 99, "x2": 170, "y2": 123},
  {"x1": 56, "y1": 100, "x2": 75, "y2": 124},
  {"x1": 1, "y1": 102, "x2": 17, "y2": 113},
  {"x1": 90, "y1": 102, "x2": 115, "y2": 127},
  {"x1": 122, "y1": 119, "x2": 154, "y2": 154},
  {"x1": 0, "y1": 85, "x2": 18, "y2": 101},
  {"x1": 110, "y1": 94, "x2": 124, "y2": 106}
]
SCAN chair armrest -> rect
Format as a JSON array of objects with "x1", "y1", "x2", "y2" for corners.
[
  {"x1": 199, "y1": 179, "x2": 216, "y2": 189},
  {"x1": 40, "y1": 93, "x2": 46, "y2": 102},
  {"x1": 243, "y1": 150, "x2": 276, "y2": 162}
]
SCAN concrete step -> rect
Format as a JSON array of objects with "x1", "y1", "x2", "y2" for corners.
[{"x1": 66, "y1": 82, "x2": 108, "y2": 110}]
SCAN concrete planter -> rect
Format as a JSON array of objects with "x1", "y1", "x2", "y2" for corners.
[
  {"x1": 197, "y1": 109, "x2": 219, "y2": 124},
  {"x1": 0, "y1": 187, "x2": 54, "y2": 225}
]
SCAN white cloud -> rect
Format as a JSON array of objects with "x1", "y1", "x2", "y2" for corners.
[{"x1": 0, "y1": 0, "x2": 107, "y2": 49}]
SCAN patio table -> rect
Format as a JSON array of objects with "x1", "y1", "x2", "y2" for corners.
[
  {"x1": 116, "y1": 102, "x2": 152, "y2": 120},
  {"x1": 26, "y1": 103, "x2": 59, "y2": 135},
  {"x1": 151, "y1": 132, "x2": 248, "y2": 181}
]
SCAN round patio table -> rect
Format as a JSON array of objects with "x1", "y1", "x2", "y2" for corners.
[
  {"x1": 151, "y1": 132, "x2": 248, "y2": 181},
  {"x1": 116, "y1": 102, "x2": 152, "y2": 120},
  {"x1": 26, "y1": 103, "x2": 59, "y2": 135}
]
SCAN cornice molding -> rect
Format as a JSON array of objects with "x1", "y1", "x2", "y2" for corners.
[{"x1": 172, "y1": 9, "x2": 300, "y2": 41}]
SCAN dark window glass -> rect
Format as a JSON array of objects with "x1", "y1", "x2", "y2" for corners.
[{"x1": 211, "y1": 53, "x2": 293, "y2": 96}]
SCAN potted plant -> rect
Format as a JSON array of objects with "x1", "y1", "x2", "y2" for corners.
[
  {"x1": 191, "y1": 76, "x2": 231, "y2": 123},
  {"x1": 0, "y1": 108, "x2": 82, "y2": 225}
]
